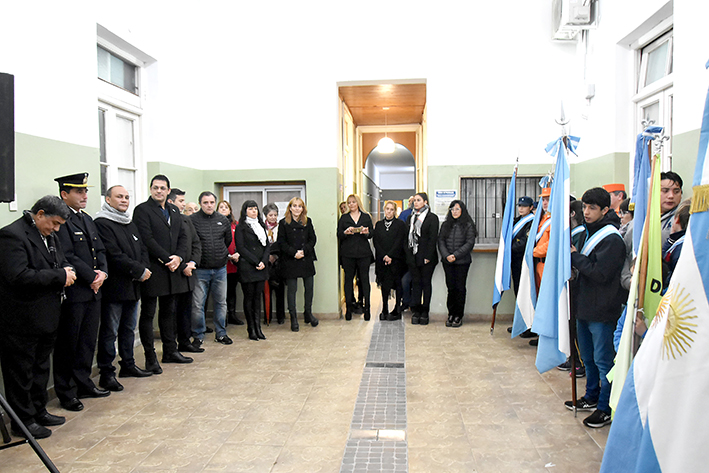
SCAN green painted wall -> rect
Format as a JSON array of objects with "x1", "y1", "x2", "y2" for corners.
[
  {"x1": 571, "y1": 153, "x2": 630, "y2": 198},
  {"x1": 672, "y1": 129, "x2": 701, "y2": 198},
  {"x1": 1, "y1": 133, "x2": 100, "y2": 227}
]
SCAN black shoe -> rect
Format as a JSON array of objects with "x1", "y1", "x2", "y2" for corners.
[
  {"x1": 451, "y1": 317, "x2": 462, "y2": 328},
  {"x1": 565, "y1": 396, "x2": 598, "y2": 412},
  {"x1": 179, "y1": 342, "x2": 204, "y2": 353},
  {"x1": 507, "y1": 326, "x2": 513, "y2": 333},
  {"x1": 386, "y1": 312, "x2": 402, "y2": 321},
  {"x1": 400, "y1": 304, "x2": 409, "y2": 313},
  {"x1": 36, "y1": 412, "x2": 66, "y2": 426},
  {"x1": 307, "y1": 313, "x2": 319, "y2": 327},
  {"x1": 145, "y1": 358, "x2": 163, "y2": 375},
  {"x1": 277, "y1": 317, "x2": 285, "y2": 325},
  {"x1": 445, "y1": 315, "x2": 454, "y2": 327},
  {"x1": 162, "y1": 352, "x2": 194, "y2": 363},
  {"x1": 119, "y1": 364, "x2": 153, "y2": 378},
  {"x1": 520, "y1": 329, "x2": 538, "y2": 339},
  {"x1": 529, "y1": 338, "x2": 538, "y2": 346},
  {"x1": 583, "y1": 409, "x2": 612, "y2": 428},
  {"x1": 12, "y1": 422, "x2": 51, "y2": 439},
  {"x1": 78, "y1": 387, "x2": 111, "y2": 399},
  {"x1": 303, "y1": 312, "x2": 311, "y2": 324},
  {"x1": 205, "y1": 326, "x2": 214, "y2": 333},
  {"x1": 228, "y1": 314, "x2": 245, "y2": 325},
  {"x1": 419, "y1": 314, "x2": 429, "y2": 325},
  {"x1": 99, "y1": 376, "x2": 124, "y2": 392},
  {"x1": 215, "y1": 335, "x2": 233, "y2": 345},
  {"x1": 411, "y1": 313, "x2": 420, "y2": 325},
  {"x1": 379, "y1": 312, "x2": 388, "y2": 321},
  {"x1": 61, "y1": 398, "x2": 84, "y2": 412},
  {"x1": 255, "y1": 327, "x2": 267, "y2": 340},
  {"x1": 192, "y1": 339, "x2": 204, "y2": 352},
  {"x1": 363, "y1": 311, "x2": 371, "y2": 321},
  {"x1": 345, "y1": 311, "x2": 352, "y2": 321}
]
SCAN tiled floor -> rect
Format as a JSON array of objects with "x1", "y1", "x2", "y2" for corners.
[{"x1": 1, "y1": 298, "x2": 607, "y2": 473}]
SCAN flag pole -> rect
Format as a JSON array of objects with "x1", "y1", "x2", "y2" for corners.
[
  {"x1": 632, "y1": 140, "x2": 656, "y2": 355},
  {"x1": 490, "y1": 305, "x2": 497, "y2": 335}
]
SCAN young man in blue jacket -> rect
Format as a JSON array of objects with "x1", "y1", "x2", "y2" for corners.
[{"x1": 565, "y1": 187, "x2": 626, "y2": 428}]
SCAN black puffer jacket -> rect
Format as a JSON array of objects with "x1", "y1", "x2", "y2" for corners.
[
  {"x1": 190, "y1": 210, "x2": 231, "y2": 269},
  {"x1": 571, "y1": 212, "x2": 627, "y2": 324},
  {"x1": 438, "y1": 218, "x2": 477, "y2": 265}
]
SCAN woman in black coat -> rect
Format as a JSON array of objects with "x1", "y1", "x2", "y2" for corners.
[
  {"x1": 277, "y1": 197, "x2": 317, "y2": 332},
  {"x1": 236, "y1": 200, "x2": 270, "y2": 341},
  {"x1": 263, "y1": 203, "x2": 286, "y2": 325},
  {"x1": 373, "y1": 200, "x2": 407, "y2": 321},
  {"x1": 405, "y1": 192, "x2": 439, "y2": 325},
  {"x1": 337, "y1": 194, "x2": 374, "y2": 321},
  {"x1": 438, "y1": 200, "x2": 477, "y2": 327}
]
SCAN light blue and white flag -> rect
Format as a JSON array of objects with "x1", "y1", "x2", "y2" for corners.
[
  {"x1": 631, "y1": 125, "x2": 663, "y2": 256},
  {"x1": 492, "y1": 166, "x2": 517, "y2": 308},
  {"x1": 600, "y1": 61, "x2": 709, "y2": 473},
  {"x1": 532, "y1": 135, "x2": 578, "y2": 373},
  {"x1": 511, "y1": 188, "x2": 544, "y2": 338}
]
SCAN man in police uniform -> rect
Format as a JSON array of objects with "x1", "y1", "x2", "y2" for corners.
[
  {"x1": 53, "y1": 173, "x2": 110, "y2": 412},
  {"x1": 0, "y1": 196, "x2": 76, "y2": 439}
]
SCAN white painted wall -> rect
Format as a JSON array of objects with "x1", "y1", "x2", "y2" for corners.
[
  {"x1": 380, "y1": 173, "x2": 415, "y2": 189},
  {"x1": 3, "y1": 0, "x2": 707, "y2": 174},
  {"x1": 1, "y1": 1, "x2": 97, "y2": 148}
]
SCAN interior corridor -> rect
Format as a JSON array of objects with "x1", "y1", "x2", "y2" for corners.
[{"x1": 1, "y1": 291, "x2": 607, "y2": 473}]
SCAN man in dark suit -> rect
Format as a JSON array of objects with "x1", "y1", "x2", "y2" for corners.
[
  {"x1": 53, "y1": 173, "x2": 110, "y2": 412},
  {"x1": 0, "y1": 196, "x2": 76, "y2": 439},
  {"x1": 133, "y1": 174, "x2": 192, "y2": 374},
  {"x1": 94, "y1": 185, "x2": 154, "y2": 392}
]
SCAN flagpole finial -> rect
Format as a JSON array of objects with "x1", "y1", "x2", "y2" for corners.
[{"x1": 555, "y1": 101, "x2": 570, "y2": 136}]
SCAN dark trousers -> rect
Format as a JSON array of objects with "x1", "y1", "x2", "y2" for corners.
[
  {"x1": 226, "y1": 272, "x2": 239, "y2": 315},
  {"x1": 380, "y1": 277, "x2": 403, "y2": 314},
  {"x1": 139, "y1": 294, "x2": 178, "y2": 357},
  {"x1": 53, "y1": 299, "x2": 101, "y2": 402},
  {"x1": 242, "y1": 281, "x2": 265, "y2": 324},
  {"x1": 443, "y1": 262, "x2": 471, "y2": 318},
  {"x1": 267, "y1": 277, "x2": 286, "y2": 321},
  {"x1": 401, "y1": 271, "x2": 412, "y2": 307},
  {"x1": 286, "y1": 276, "x2": 314, "y2": 315},
  {"x1": 410, "y1": 262, "x2": 435, "y2": 313},
  {"x1": 0, "y1": 330, "x2": 56, "y2": 423},
  {"x1": 175, "y1": 290, "x2": 193, "y2": 346},
  {"x1": 342, "y1": 256, "x2": 371, "y2": 313},
  {"x1": 98, "y1": 300, "x2": 139, "y2": 376}
]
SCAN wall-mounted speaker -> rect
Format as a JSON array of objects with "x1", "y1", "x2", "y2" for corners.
[{"x1": 0, "y1": 72, "x2": 15, "y2": 203}]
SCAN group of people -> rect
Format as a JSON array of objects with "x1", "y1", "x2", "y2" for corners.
[
  {"x1": 506, "y1": 172, "x2": 688, "y2": 430},
  {"x1": 337, "y1": 192, "x2": 478, "y2": 327},
  {"x1": 0, "y1": 173, "x2": 319, "y2": 440}
]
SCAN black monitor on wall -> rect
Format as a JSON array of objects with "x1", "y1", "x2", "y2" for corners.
[{"x1": 0, "y1": 72, "x2": 15, "y2": 203}]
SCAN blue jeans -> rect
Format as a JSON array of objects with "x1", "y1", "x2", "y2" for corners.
[
  {"x1": 98, "y1": 300, "x2": 139, "y2": 376},
  {"x1": 576, "y1": 319, "x2": 616, "y2": 413},
  {"x1": 192, "y1": 267, "x2": 227, "y2": 339}
]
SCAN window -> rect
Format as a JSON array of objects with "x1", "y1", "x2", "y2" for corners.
[
  {"x1": 97, "y1": 46, "x2": 138, "y2": 94},
  {"x1": 460, "y1": 176, "x2": 544, "y2": 245},
  {"x1": 634, "y1": 28, "x2": 673, "y2": 170},
  {"x1": 637, "y1": 31, "x2": 672, "y2": 92},
  {"x1": 222, "y1": 184, "x2": 306, "y2": 220},
  {"x1": 98, "y1": 106, "x2": 139, "y2": 208}
]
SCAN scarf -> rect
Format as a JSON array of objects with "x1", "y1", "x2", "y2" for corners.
[
  {"x1": 408, "y1": 204, "x2": 429, "y2": 255},
  {"x1": 246, "y1": 216, "x2": 267, "y2": 246},
  {"x1": 95, "y1": 201, "x2": 132, "y2": 225},
  {"x1": 265, "y1": 220, "x2": 278, "y2": 243}
]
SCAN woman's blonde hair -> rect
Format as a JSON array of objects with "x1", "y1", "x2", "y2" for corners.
[
  {"x1": 285, "y1": 197, "x2": 308, "y2": 225},
  {"x1": 383, "y1": 200, "x2": 398, "y2": 214},
  {"x1": 346, "y1": 194, "x2": 366, "y2": 214}
]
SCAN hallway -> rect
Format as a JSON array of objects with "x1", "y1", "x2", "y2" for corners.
[{"x1": 2, "y1": 307, "x2": 607, "y2": 472}]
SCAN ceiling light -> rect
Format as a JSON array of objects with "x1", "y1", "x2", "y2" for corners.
[{"x1": 377, "y1": 107, "x2": 395, "y2": 153}]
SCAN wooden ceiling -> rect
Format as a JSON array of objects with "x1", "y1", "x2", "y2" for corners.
[{"x1": 339, "y1": 83, "x2": 426, "y2": 126}]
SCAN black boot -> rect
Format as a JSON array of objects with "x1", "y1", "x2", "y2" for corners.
[
  {"x1": 228, "y1": 311, "x2": 245, "y2": 326},
  {"x1": 419, "y1": 311, "x2": 429, "y2": 325},
  {"x1": 245, "y1": 312, "x2": 259, "y2": 341},
  {"x1": 145, "y1": 350, "x2": 163, "y2": 375},
  {"x1": 290, "y1": 311, "x2": 299, "y2": 332},
  {"x1": 305, "y1": 311, "x2": 318, "y2": 327},
  {"x1": 254, "y1": 313, "x2": 266, "y2": 340}
]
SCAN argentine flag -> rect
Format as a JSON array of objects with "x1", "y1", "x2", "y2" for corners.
[
  {"x1": 631, "y1": 125, "x2": 663, "y2": 257},
  {"x1": 600, "y1": 62, "x2": 709, "y2": 473},
  {"x1": 511, "y1": 191, "x2": 543, "y2": 338},
  {"x1": 531, "y1": 135, "x2": 578, "y2": 373},
  {"x1": 492, "y1": 167, "x2": 516, "y2": 308}
]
